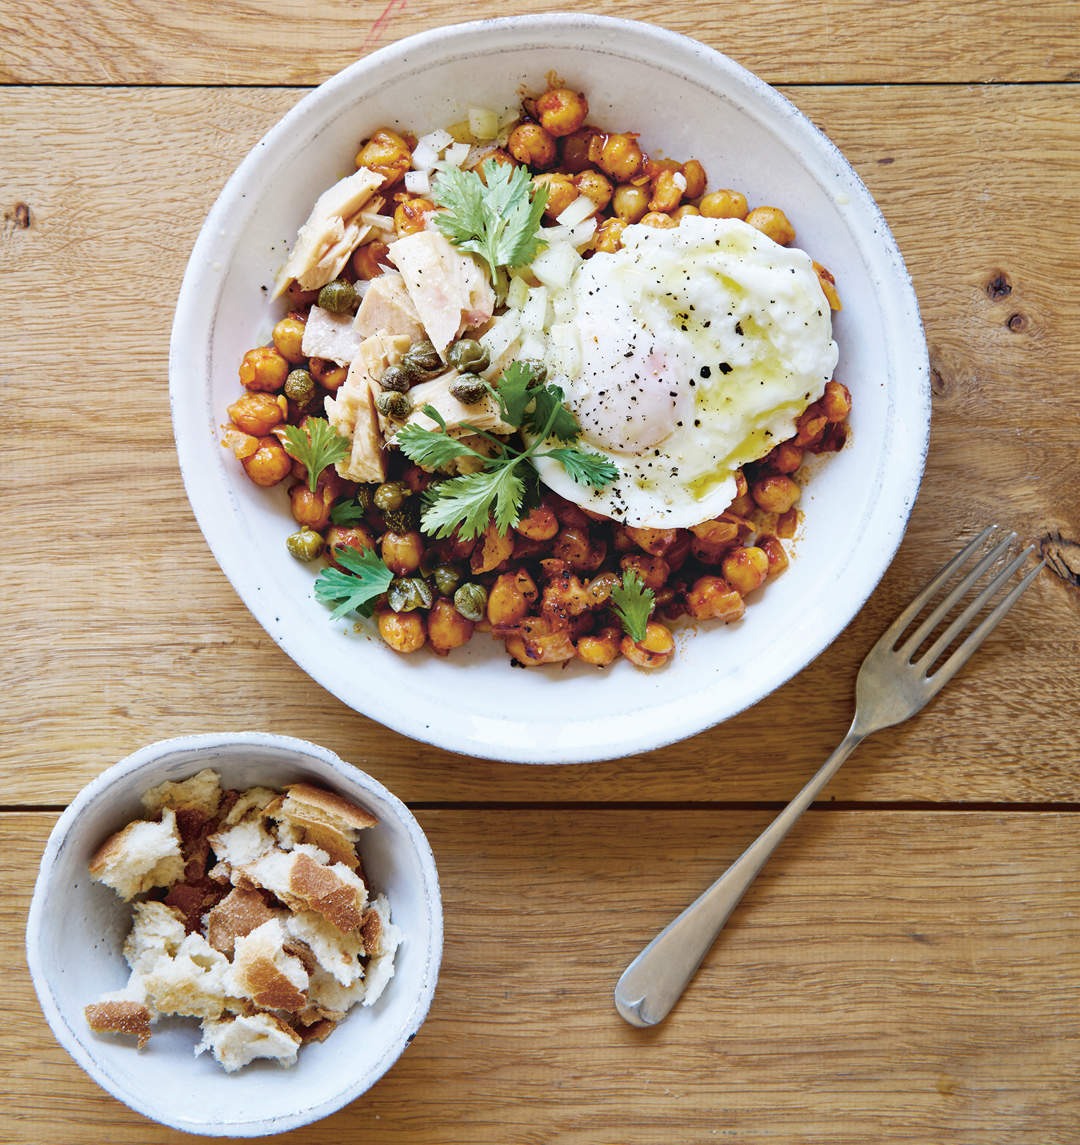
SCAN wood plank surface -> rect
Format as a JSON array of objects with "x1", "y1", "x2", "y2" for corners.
[
  {"x1": 1, "y1": 84, "x2": 1078, "y2": 806},
  {"x1": 7, "y1": 809, "x2": 1078, "y2": 1143},
  {"x1": 3, "y1": 0, "x2": 1079, "y2": 86}
]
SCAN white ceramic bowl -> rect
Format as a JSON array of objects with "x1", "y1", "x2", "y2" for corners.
[
  {"x1": 170, "y1": 15, "x2": 930, "y2": 765},
  {"x1": 25, "y1": 733, "x2": 442, "y2": 1137}
]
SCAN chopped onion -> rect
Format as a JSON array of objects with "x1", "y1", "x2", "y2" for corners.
[
  {"x1": 555, "y1": 195, "x2": 598, "y2": 229},
  {"x1": 443, "y1": 142, "x2": 471, "y2": 168},
  {"x1": 505, "y1": 274, "x2": 530, "y2": 311},
  {"x1": 411, "y1": 142, "x2": 440, "y2": 170},
  {"x1": 468, "y1": 107, "x2": 500, "y2": 141},
  {"x1": 521, "y1": 286, "x2": 550, "y2": 333},
  {"x1": 417, "y1": 128, "x2": 454, "y2": 153},
  {"x1": 530, "y1": 241, "x2": 582, "y2": 291},
  {"x1": 404, "y1": 169, "x2": 431, "y2": 195}
]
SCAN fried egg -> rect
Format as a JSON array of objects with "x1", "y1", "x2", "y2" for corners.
[{"x1": 529, "y1": 215, "x2": 839, "y2": 528}]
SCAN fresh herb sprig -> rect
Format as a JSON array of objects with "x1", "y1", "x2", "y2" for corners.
[
  {"x1": 281, "y1": 418, "x2": 351, "y2": 492},
  {"x1": 430, "y1": 159, "x2": 549, "y2": 301},
  {"x1": 609, "y1": 568, "x2": 656, "y2": 644},
  {"x1": 395, "y1": 361, "x2": 618, "y2": 540},
  {"x1": 312, "y1": 544, "x2": 395, "y2": 621}
]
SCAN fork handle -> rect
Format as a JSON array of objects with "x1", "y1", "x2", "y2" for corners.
[{"x1": 614, "y1": 721, "x2": 866, "y2": 1028}]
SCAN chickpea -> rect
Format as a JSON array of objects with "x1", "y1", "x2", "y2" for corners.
[
  {"x1": 474, "y1": 149, "x2": 517, "y2": 184},
  {"x1": 625, "y1": 526, "x2": 677, "y2": 556},
  {"x1": 699, "y1": 190, "x2": 749, "y2": 221},
  {"x1": 572, "y1": 169, "x2": 613, "y2": 213},
  {"x1": 690, "y1": 518, "x2": 739, "y2": 547},
  {"x1": 559, "y1": 127, "x2": 598, "y2": 173},
  {"x1": 394, "y1": 196, "x2": 435, "y2": 237},
  {"x1": 588, "y1": 132, "x2": 645, "y2": 182},
  {"x1": 821, "y1": 380, "x2": 852, "y2": 422},
  {"x1": 752, "y1": 474, "x2": 801, "y2": 514},
  {"x1": 722, "y1": 546, "x2": 770, "y2": 596},
  {"x1": 620, "y1": 621, "x2": 675, "y2": 668},
  {"x1": 728, "y1": 489, "x2": 756, "y2": 518},
  {"x1": 272, "y1": 317, "x2": 307, "y2": 365},
  {"x1": 584, "y1": 570, "x2": 621, "y2": 607},
  {"x1": 427, "y1": 598, "x2": 474, "y2": 655},
  {"x1": 681, "y1": 159, "x2": 707, "y2": 200},
  {"x1": 508, "y1": 122, "x2": 556, "y2": 169},
  {"x1": 794, "y1": 402, "x2": 828, "y2": 449},
  {"x1": 325, "y1": 524, "x2": 375, "y2": 570},
  {"x1": 471, "y1": 520, "x2": 515, "y2": 574},
  {"x1": 377, "y1": 607, "x2": 427, "y2": 653},
  {"x1": 685, "y1": 576, "x2": 745, "y2": 623},
  {"x1": 381, "y1": 529, "x2": 424, "y2": 576},
  {"x1": 620, "y1": 553, "x2": 670, "y2": 590},
  {"x1": 355, "y1": 128, "x2": 413, "y2": 187},
  {"x1": 594, "y1": 217, "x2": 627, "y2": 254},
  {"x1": 576, "y1": 625, "x2": 621, "y2": 667},
  {"x1": 670, "y1": 205, "x2": 700, "y2": 222},
  {"x1": 758, "y1": 535, "x2": 790, "y2": 579},
  {"x1": 487, "y1": 569, "x2": 537, "y2": 626},
  {"x1": 535, "y1": 88, "x2": 589, "y2": 137},
  {"x1": 690, "y1": 535, "x2": 729, "y2": 565},
  {"x1": 745, "y1": 205, "x2": 796, "y2": 245},
  {"x1": 514, "y1": 504, "x2": 559, "y2": 541},
  {"x1": 640, "y1": 211, "x2": 678, "y2": 229},
  {"x1": 772, "y1": 440, "x2": 804, "y2": 474},
  {"x1": 352, "y1": 239, "x2": 392, "y2": 280},
  {"x1": 309, "y1": 357, "x2": 348, "y2": 392},
  {"x1": 552, "y1": 526, "x2": 606, "y2": 572},
  {"x1": 648, "y1": 168, "x2": 684, "y2": 214},
  {"x1": 814, "y1": 260, "x2": 843, "y2": 311},
  {"x1": 228, "y1": 392, "x2": 285, "y2": 436},
  {"x1": 241, "y1": 435, "x2": 292, "y2": 487},
  {"x1": 612, "y1": 183, "x2": 649, "y2": 223},
  {"x1": 239, "y1": 345, "x2": 290, "y2": 392},
  {"x1": 290, "y1": 483, "x2": 334, "y2": 530},
  {"x1": 777, "y1": 507, "x2": 799, "y2": 540},
  {"x1": 532, "y1": 173, "x2": 577, "y2": 220}
]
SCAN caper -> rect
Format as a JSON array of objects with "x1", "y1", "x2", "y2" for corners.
[
  {"x1": 374, "y1": 391, "x2": 411, "y2": 418},
  {"x1": 432, "y1": 562, "x2": 462, "y2": 597},
  {"x1": 317, "y1": 279, "x2": 359, "y2": 314},
  {"x1": 284, "y1": 368, "x2": 316, "y2": 407},
  {"x1": 388, "y1": 576, "x2": 434, "y2": 613},
  {"x1": 449, "y1": 375, "x2": 487, "y2": 405},
  {"x1": 286, "y1": 527, "x2": 324, "y2": 562},
  {"x1": 453, "y1": 582, "x2": 488, "y2": 622},
  {"x1": 446, "y1": 338, "x2": 490, "y2": 374},
  {"x1": 379, "y1": 364, "x2": 412, "y2": 393},
  {"x1": 519, "y1": 358, "x2": 548, "y2": 388},
  {"x1": 373, "y1": 481, "x2": 409, "y2": 512},
  {"x1": 403, "y1": 338, "x2": 442, "y2": 374}
]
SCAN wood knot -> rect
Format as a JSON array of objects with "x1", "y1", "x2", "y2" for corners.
[
  {"x1": 930, "y1": 369, "x2": 947, "y2": 397},
  {"x1": 1007, "y1": 312, "x2": 1028, "y2": 333},
  {"x1": 986, "y1": 271, "x2": 1011, "y2": 299},
  {"x1": 5, "y1": 201, "x2": 31, "y2": 228},
  {"x1": 1039, "y1": 531, "x2": 1080, "y2": 586}
]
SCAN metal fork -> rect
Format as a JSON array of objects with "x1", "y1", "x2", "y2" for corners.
[{"x1": 615, "y1": 526, "x2": 1046, "y2": 1028}]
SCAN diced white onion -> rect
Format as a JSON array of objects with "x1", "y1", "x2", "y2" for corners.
[
  {"x1": 530, "y1": 241, "x2": 581, "y2": 291},
  {"x1": 411, "y1": 142, "x2": 441, "y2": 171},
  {"x1": 552, "y1": 290, "x2": 575, "y2": 323},
  {"x1": 555, "y1": 195, "x2": 598, "y2": 229},
  {"x1": 505, "y1": 274, "x2": 530, "y2": 311},
  {"x1": 443, "y1": 142, "x2": 471, "y2": 168},
  {"x1": 521, "y1": 286, "x2": 550, "y2": 333},
  {"x1": 518, "y1": 332, "x2": 548, "y2": 362},
  {"x1": 404, "y1": 169, "x2": 431, "y2": 195},
  {"x1": 417, "y1": 128, "x2": 454, "y2": 153},
  {"x1": 480, "y1": 311, "x2": 522, "y2": 360},
  {"x1": 359, "y1": 211, "x2": 394, "y2": 232},
  {"x1": 468, "y1": 107, "x2": 500, "y2": 141}
]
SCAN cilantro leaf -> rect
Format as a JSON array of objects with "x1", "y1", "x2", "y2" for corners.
[
  {"x1": 330, "y1": 497, "x2": 370, "y2": 526},
  {"x1": 281, "y1": 418, "x2": 350, "y2": 492},
  {"x1": 610, "y1": 568, "x2": 656, "y2": 644},
  {"x1": 490, "y1": 359, "x2": 536, "y2": 429},
  {"x1": 312, "y1": 544, "x2": 394, "y2": 621},
  {"x1": 541, "y1": 447, "x2": 619, "y2": 488},
  {"x1": 420, "y1": 463, "x2": 527, "y2": 540},
  {"x1": 523, "y1": 383, "x2": 582, "y2": 444},
  {"x1": 396, "y1": 415, "x2": 491, "y2": 471},
  {"x1": 431, "y1": 160, "x2": 548, "y2": 299}
]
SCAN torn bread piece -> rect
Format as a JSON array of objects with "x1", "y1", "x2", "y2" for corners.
[
  {"x1": 196, "y1": 1012, "x2": 302, "y2": 1073},
  {"x1": 85, "y1": 1000, "x2": 153, "y2": 1049},
  {"x1": 267, "y1": 782, "x2": 378, "y2": 870},
  {"x1": 89, "y1": 810, "x2": 184, "y2": 901},
  {"x1": 244, "y1": 846, "x2": 367, "y2": 933},
  {"x1": 223, "y1": 918, "x2": 309, "y2": 1013}
]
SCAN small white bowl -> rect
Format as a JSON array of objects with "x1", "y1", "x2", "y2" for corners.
[
  {"x1": 170, "y1": 15, "x2": 930, "y2": 764},
  {"x1": 25, "y1": 733, "x2": 442, "y2": 1137}
]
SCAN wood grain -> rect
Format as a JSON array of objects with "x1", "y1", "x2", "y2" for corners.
[
  {"x1": 1, "y1": 84, "x2": 1078, "y2": 806},
  {"x1": 8, "y1": 809, "x2": 1079, "y2": 1143},
  {"x1": 3, "y1": 0, "x2": 1079, "y2": 86}
]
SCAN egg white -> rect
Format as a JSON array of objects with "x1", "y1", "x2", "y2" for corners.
[{"x1": 529, "y1": 215, "x2": 840, "y2": 528}]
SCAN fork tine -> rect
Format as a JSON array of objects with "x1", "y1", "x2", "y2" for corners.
[
  {"x1": 877, "y1": 526, "x2": 998, "y2": 649},
  {"x1": 895, "y1": 530, "x2": 1018, "y2": 660},
  {"x1": 914, "y1": 545, "x2": 1035, "y2": 669},
  {"x1": 916, "y1": 555, "x2": 1045, "y2": 698}
]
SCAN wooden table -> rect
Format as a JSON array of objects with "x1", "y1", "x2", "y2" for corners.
[{"x1": 3, "y1": 2, "x2": 1079, "y2": 1141}]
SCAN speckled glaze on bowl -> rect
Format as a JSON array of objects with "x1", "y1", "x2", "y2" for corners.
[
  {"x1": 25, "y1": 733, "x2": 442, "y2": 1137},
  {"x1": 169, "y1": 15, "x2": 930, "y2": 764}
]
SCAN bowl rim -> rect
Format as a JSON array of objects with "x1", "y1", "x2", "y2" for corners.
[
  {"x1": 169, "y1": 14, "x2": 930, "y2": 765},
  {"x1": 24, "y1": 732, "x2": 444, "y2": 1136}
]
